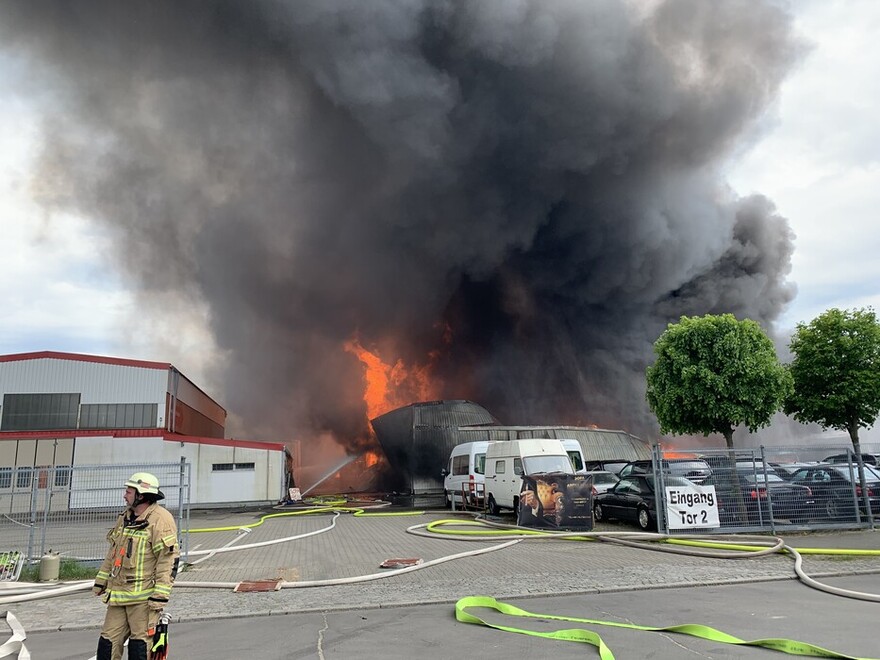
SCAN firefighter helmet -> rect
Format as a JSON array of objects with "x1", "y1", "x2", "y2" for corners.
[{"x1": 125, "y1": 472, "x2": 165, "y2": 500}]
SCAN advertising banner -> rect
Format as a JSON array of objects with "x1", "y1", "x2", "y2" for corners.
[{"x1": 517, "y1": 473, "x2": 593, "y2": 530}]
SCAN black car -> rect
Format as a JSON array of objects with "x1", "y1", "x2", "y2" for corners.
[
  {"x1": 617, "y1": 458, "x2": 712, "y2": 484},
  {"x1": 789, "y1": 464, "x2": 880, "y2": 519},
  {"x1": 822, "y1": 453, "x2": 879, "y2": 467},
  {"x1": 769, "y1": 462, "x2": 819, "y2": 481},
  {"x1": 581, "y1": 459, "x2": 631, "y2": 475},
  {"x1": 703, "y1": 468, "x2": 816, "y2": 525},
  {"x1": 593, "y1": 474, "x2": 695, "y2": 531}
]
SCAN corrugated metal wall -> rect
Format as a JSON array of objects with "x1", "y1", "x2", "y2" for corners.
[
  {"x1": 1, "y1": 356, "x2": 168, "y2": 408},
  {"x1": 457, "y1": 426, "x2": 651, "y2": 462},
  {"x1": 371, "y1": 400, "x2": 498, "y2": 493}
]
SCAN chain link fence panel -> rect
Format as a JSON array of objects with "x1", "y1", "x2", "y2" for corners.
[
  {"x1": 0, "y1": 461, "x2": 190, "y2": 576},
  {"x1": 650, "y1": 444, "x2": 879, "y2": 535}
]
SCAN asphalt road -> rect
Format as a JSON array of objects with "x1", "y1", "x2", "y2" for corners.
[{"x1": 24, "y1": 575, "x2": 880, "y2": 660}]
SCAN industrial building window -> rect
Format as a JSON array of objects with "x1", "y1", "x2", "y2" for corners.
[
  {"x1": 1, "y1": 393, "x2": 80, "y2": 431},
  {"x1": 15, "y1": 467, "x2": 33, "y2": 489},
  {"x1": 80, "y1": 403, "x2": 157, "y2": 429},
  {"x1": 212, "y1": 463, "x2": 255, "y2": 471},
  {"x1": 0, "y1": 468, "x2": 11, "y2": 489},
  {"x1": 54, "y1": 466, "x2": 72, "y2": 487}
]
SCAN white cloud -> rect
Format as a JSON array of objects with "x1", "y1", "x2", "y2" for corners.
[{"x1": 728, "y1": 0, "x2": 880, "y2": 329}]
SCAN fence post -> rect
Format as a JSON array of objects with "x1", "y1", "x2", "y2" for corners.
[
  {"x1": 39, "y1": 467, "x2": 53, "y2": 556},
  {"x1": 652, "y1": 444, "x2": 667, "y2": 533},
  {"x1": 178, "y1": 457, "x2": 188, "y2": 563},
  {"x1": 26, "y1": 469, "x2": 38, "y2": 566},
  {"x1": 760, "y1": 446, "x2": 777, "y2": 535}
]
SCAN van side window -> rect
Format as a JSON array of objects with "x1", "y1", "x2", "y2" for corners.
[
  {"x1": 568, "y1": 451, "x2": 583, "y2": 472},
  {"x1": 452, "y1": 455, "x2": 469, "y2": 476},
  {"x1": 513, "y1": 458, "x2": 523, "y2": 476},
  {"x1": 475, "y1": 453, "x2": 486, "y2": 475},
  {"x1": 494, "y1": 459, "x2": 506, "y2": 475}
]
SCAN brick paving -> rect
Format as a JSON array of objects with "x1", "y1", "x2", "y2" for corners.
[{"x1": 6, "y1": 506, "x2": 880, "y2": 633}]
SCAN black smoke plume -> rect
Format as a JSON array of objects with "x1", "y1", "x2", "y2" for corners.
[{"x1": 0, "y1": 1, "x2": 804, "y2": 449}]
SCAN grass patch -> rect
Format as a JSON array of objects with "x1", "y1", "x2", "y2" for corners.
[{"x1": 20, "y1": 558, "x2": 98, "y2": 582}]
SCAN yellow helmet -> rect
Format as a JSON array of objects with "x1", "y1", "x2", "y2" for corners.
[{"x1": 125, "y1": 472, "x2": 164, "y2": 499}]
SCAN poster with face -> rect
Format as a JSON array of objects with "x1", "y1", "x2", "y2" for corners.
[{"x1": 517, "y1": 473, "x2": 593, "y2": 530}]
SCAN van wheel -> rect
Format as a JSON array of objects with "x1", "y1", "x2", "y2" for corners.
[
  {"x1": 444, "y1": 491, "x2": 452, "y2": 509},
  {"x1": 488, "y1": 495, "x2": 500, "y2": 516}
]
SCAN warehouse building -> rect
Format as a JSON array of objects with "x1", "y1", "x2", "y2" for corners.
[
  {"x1": 0, "y1": 351, "x2": 286, "y2": 509},
  {"x1": 371, "y1": 399, "x2": 652, "y2": 499}
]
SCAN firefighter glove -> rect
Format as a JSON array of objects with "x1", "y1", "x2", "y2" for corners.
[
  {"x1": 92, "y1": 582, "x2": 106, "y2": 597},
  {"x1": 151, "y1": 613, "x2": 171, "y2": 660}
]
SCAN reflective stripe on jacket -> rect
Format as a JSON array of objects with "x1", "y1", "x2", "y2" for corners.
[{"x1": 95, "y1": 503, "x2": 179, "y2": 606}]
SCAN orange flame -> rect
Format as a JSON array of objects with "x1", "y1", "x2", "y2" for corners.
[
  {"x1": 344, "y1": 337, "x2": 443, "y2": 419},
  {"x1": 364, "y1": 450, "x2": 381, "y2": 467}
]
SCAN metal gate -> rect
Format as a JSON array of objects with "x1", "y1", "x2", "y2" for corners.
[
  {"x1": 651, "y1": 445, "x2": 878, "y2": 535},
  {"x1": 0, "y1": 460, "x2": 190, "y2": 573}
]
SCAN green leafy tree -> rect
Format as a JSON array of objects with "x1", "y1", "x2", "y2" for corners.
[
  {"x1": 646, "y1": 314, "x2": 792, "y2": 449},
  {"x1": 785, "y1": 307, "x2": 880, "y2": 453}
]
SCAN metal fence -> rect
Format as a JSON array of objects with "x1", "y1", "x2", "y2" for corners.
[
  {"x1": 651, "y1": 444, "x2": 880, "y2": 535},
  {"x1": 0, "y1": 461, "x2": 190, "y2": 576}
]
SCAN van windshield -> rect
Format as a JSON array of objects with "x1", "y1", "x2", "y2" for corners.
[
  {"x1": 567, "y1": 451, "x2": 584, "y2": 472},
  {"x1": 522, "y1": 455, "x2": 573, "y2": 475}
]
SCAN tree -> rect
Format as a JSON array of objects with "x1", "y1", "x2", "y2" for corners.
[
  {"x1": 646, "y1": 314, "x2": 792, "y2": 449},
  {"x1": 785, "y1": 307, "x2": 880, "y2": 453}
]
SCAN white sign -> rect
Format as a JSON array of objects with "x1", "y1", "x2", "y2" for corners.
[{"x1": 665, "y1": 484, "x2": 719, "y2": 529}]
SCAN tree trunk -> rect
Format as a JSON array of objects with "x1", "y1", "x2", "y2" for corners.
[
  {"x1": 722, "y1": 428, "x2": 748, "y2": 525},
  {"x1": 849, "y1": 419, "x2": 873, "y2": 524}
]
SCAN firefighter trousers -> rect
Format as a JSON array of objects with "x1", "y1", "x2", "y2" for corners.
[{"x1": 97, "y1": 602, "x2": 160, "y2": 660}]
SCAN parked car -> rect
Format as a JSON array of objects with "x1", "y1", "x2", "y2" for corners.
[
  {"x1": 587, "y1": 470, "x2": 619, "y2": 495},
  {"x1": 770, "y1": 462, "x2": 820, "y2": 481},
  {"x1": 617, "y1": 458, "x2": 712, "y2": 484},
  {"x1": 822, "y1": 453, "x2": 879, "y2": 467},
  {"x1": 789, "y1": 464, "x2": 880, "y2": 519},
  {"x1": 702, "y1": 467, "x2": 816, "y2": 525},
  {"x1": 582, "y1": 459, "x2": 631, "y2": 475},
  {"x1": 593, "y1": 474, "x2": 695, "y2": 531}
]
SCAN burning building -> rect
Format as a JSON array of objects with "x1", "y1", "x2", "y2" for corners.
[{"x1": 371, "y1": 400, "x2": 651, "y2": 499}]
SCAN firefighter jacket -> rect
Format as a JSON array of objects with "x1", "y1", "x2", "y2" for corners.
[{"x1": 94, "y1": 503, "x2": 180, "y2": 607}]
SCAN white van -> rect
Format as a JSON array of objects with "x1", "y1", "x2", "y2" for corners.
[
  {"x1": 442, "y1": 441, "x2": 489, "y2": 507},
  {"x1": 560, "y1": 439, "x2": 587, "y2": 473},
  {"x1": 484, "y1": 439, "x2": 574, "y2": 514}
]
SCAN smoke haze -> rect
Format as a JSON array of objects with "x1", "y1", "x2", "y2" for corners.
[{"x1": 0, "y1": 0, "x2": 804, "y2": 449}]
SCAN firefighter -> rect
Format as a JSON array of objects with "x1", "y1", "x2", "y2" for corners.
[{"x1": 93, "y1": 472, "x2": 180, "y2": 660}]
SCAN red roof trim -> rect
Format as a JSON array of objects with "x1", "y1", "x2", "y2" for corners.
[
  {"x1": 0, "y1": 428, "x2": 285, "y2": 452},
  {"x1": 163, "y1": 433, "x2": 286, "y2": 452},
  {"x1": 0, "y1": 351, "x2": 171, "y2": 371}
]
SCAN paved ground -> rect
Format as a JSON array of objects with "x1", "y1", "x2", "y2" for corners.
[
  {"x1": 24, "y1": 577, "x2": 880, "y2": 660},
  {"x1": 4, "y1": 503, "x2": 880, "y2": 638}
]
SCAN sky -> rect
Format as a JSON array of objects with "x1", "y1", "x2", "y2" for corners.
[{"x1": 0, "y1": 0, "x2": 878, "y2": 447}]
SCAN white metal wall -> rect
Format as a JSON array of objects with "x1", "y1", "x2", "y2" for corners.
[
  {"x1": 0, "y1": 356, "x2": 168, "y2": 409},
  {"x1": 74, "y1": 435, "x2": 282, "y2": 505}
]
